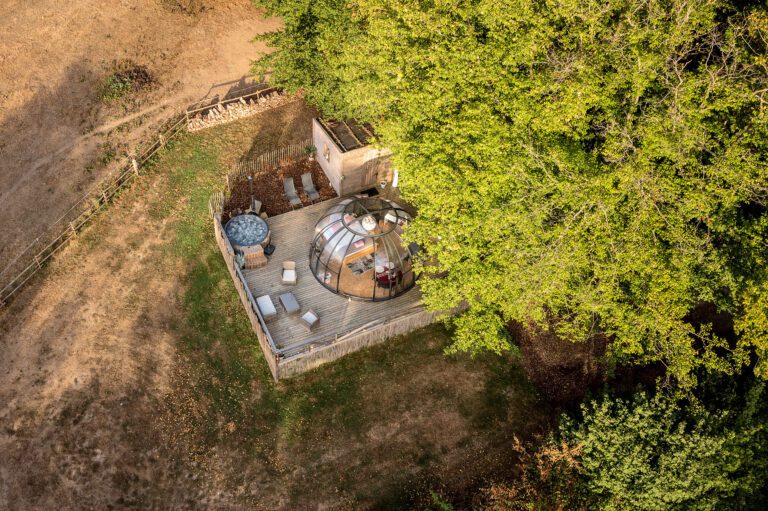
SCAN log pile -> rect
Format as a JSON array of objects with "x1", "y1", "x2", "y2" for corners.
[{"x1": 187, "y1": 91, "x2": 299, "y2": 132}]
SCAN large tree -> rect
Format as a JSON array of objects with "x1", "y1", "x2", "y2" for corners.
[
  {"x1": 479, "y1": 381, "x2": 768, "y2": 510},
  {"x1": 254, "y1": 0, "x2": 768, "y2": 388}
]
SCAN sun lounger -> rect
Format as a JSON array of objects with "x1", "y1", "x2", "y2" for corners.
[
  {"x1": 256, "y1": 294, "x2": 277, "y2": 319},
  {"x1": 301, "y1": 172, "x2": 320, "y2": 201},
  {"x1": 283, "y1": 177, "x2": 302, "y2": 208}
]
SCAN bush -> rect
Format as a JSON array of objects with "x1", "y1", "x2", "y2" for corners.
[
  {"x1": 481, "y1": 383, "x2": 768, "y2": 510},
  {"x1": 562, "y1": 387, "x2": 767, "y2": 510},
  {"x1": 99, "y1": 62, "x2": 153, "y2": 102}
]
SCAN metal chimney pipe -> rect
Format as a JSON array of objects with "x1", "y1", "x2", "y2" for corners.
[{"x1": 247, "y1": 175, "x2": 254, "y2": 211}]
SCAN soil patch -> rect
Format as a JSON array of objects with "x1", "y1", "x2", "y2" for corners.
[
  {"x1": 225, "y1": 157, "x2": 338, "y2": 218},
  {"x1": 161, "y1": 0, "x2": 208, "y2": 15},
  {"x1": 99, "y1": 61, "x2": 156, "y2": 102},
  {"x1": 510, "y1": 320, "x2": 607, "y2": 406}
]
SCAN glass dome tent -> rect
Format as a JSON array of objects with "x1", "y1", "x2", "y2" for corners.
[{"x1": 309, "y1": 196, "x2": 416, "y2": 301}]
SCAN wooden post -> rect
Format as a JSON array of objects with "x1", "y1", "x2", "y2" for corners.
[{"x1": 70, "y1": 222, "x2": 77, "y2": 237}]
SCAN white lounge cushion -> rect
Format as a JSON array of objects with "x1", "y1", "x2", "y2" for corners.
[
  {"x1": 256, "y1": 295, "x2": 277, "y2": 318},
  {"x1": 282, "y1": 268, "x2": 297, "y2": 284}
]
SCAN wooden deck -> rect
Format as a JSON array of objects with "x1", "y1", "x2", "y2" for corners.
[{"x1": 243, "y1": 198, "x2": 424, "y2": 354}]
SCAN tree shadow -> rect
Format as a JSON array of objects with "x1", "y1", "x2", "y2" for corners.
[
  {"x1": 0, "y1": 60, "x2": 102, "y2": 273},
  {"x1": 241, "y1": 100, "x2": 319, "y2": 162}
]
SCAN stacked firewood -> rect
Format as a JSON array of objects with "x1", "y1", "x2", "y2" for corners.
[{"x1": 187, "y1": 91, "x2": 299, "y2": 131}]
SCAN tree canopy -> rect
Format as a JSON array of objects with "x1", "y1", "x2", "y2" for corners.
[
  {"x1": 254, "y1": 0, "x2": 768, "y2": 388},
  {"x1": 564, "y1": 388, "x2": 767, "y2": 509},
  {"x1": 478, "y1": 381, "x2": 768, "y2": 510}
]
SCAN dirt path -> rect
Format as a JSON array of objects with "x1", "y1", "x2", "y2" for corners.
[{"x1": 0, "y1": 0, "x2": 280, "y2": 271}]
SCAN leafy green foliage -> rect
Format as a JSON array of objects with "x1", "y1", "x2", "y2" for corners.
[
  {"x1": 254, "y1": 0, "x2": 768, "y2": 389},
  {"x1": 560, "y1": 384, "x2": 768, "y2": 510},
  {"x1": 480, "y1": 382, "x2": 768, "y2": 510},
  {"x1": 253, "y1": 0, "x2": 360, "y2": 113},
  {"x1": 100, "y1": 73, "x2": 134, "y2": 102}
]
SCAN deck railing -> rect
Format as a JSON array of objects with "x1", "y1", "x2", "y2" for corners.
[
  {"x1": 212, "y1": 212, "x2": 280, "y2": 380},
  {"x1": 276, "y1": 307, "x2": 444, "y2": 379}
]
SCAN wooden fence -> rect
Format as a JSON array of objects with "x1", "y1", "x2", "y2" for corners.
[
  {"x1": 212, "y1": 211, "x2": 280, "y2": 380},
  {"x1": 226, "y1": 138, "x2": 313, "y2": 192},
  {"x1": 0, "y1": 84, "x2": 284, "y2": 308},
  {"x1": 276, "y1": 307, "x2": 444, "y2": 379}
]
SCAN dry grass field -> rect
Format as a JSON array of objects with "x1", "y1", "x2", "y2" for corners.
[
  {"x1": 0, "y1": 102, "x2": 549, "y2": 510},
  {"x1": 0, "y1": 0, "x2": 279, "y2": 271}
]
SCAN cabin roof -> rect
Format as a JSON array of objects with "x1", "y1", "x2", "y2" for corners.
[{"x1": 316, "y1": 118, "x2": 376, "y2": 153}]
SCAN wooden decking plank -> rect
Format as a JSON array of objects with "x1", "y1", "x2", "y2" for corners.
[{"x1": 243, "y1": 198, "x2": 423, "y2": 352}]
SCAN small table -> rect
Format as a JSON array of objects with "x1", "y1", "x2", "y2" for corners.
[
  {"x1": 279, "y1": 292, "x2": 300, "y2": 315},
  {"x1": 300, "y1": 310, "x2": 319, "y2": 331}
]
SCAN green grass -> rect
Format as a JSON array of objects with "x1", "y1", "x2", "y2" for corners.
[{"x1": 100, "y1": 73, "x2": 134, "y2": 102}]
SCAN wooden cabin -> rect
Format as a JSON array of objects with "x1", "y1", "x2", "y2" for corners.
[{"x1": 312, "y1": 118, "x2": 393, "y2": 196}]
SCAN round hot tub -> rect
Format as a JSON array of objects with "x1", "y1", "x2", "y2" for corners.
[{"x1": 225, "y1": 214, "x2": 271, "y2": 250}]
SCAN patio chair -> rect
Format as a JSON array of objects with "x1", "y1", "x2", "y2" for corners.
[
  {"x1": 283, "y1": 177, "x2": 302, "y2": 208},
  {"x1": 281, "y1": 261, "x2": 297, "y2": 285},
  {"x1": 301, "y1": 172, "x2": 320, "y2": 201},
  {"x1": 300, "y1": 309, "x2": 319, "y2": 331}
]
